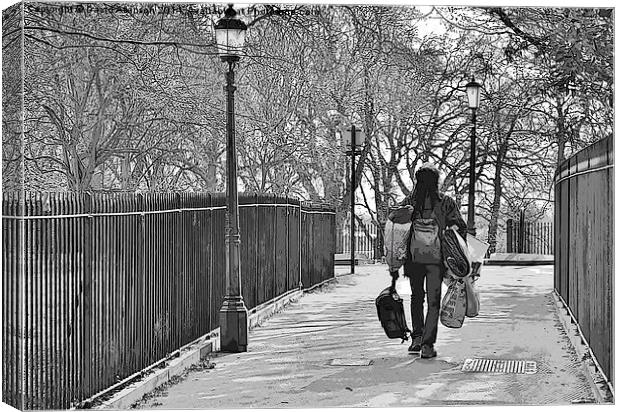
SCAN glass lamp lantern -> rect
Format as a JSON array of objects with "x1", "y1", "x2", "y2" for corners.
[
  {"x1": 344, "y1": 126, "x2": 365, "y2": 151},
  {"x1": 214, "y1": 4, "x2": 247, "y2": 62},
  {"x1": 465, "y1": 77, "x2": 482, "y2": 109}
]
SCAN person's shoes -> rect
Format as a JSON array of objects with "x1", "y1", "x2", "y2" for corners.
[
  {"x1": 420, "y1": 344, "x2": 437, "y2": 359},
  {"x1": 408, "y1": 336, "x2": 422, "y2": 352}
]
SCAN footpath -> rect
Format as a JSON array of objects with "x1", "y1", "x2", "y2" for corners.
[{"x1": 129, "y1": 264, "x2": 610, "y2": 408}]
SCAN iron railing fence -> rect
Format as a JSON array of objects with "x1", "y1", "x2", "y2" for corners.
[
  {"x1": 336, "y1": 220, "x2": 380, "y2": 260},
  {"x1": 506, "y1": 217, "x2": 554, "y2": 255},
  {"x1": 2, "y1": 192, "x2": 335, "y2": 409}
]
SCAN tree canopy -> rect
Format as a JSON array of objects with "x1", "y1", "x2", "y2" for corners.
[{"x1": 2, "y1": 3, "x2": 613, "y2": 251}]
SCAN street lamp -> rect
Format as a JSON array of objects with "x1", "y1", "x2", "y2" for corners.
[
  {"x1": 344, "y1": 125, "x2": 365, "y2": 274},
  {"x1": 465, "y1": 77, "x2": 482, "y2": 236},
  {"x1": 214, "y1": 4, "x2": 248, "y2": 353}
]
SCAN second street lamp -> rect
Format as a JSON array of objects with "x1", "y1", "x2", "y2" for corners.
[
  {"x1": 465, "y1": 77, "x2": 482, "y2": 236},
  {"x1": 214, "y1": 4, "x2": 248, "y2": 353},
  {"x1": 345, "y1": 125, "x2": 364, "y2": 274}
]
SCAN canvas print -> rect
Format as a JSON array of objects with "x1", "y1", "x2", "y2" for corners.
[{"x1": 1, "y1": 1, "x2": 614, "y2": 410}]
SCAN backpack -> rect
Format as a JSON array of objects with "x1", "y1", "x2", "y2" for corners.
[
  {"x1": 375, "y1": 286, "x2": 411, "y2": 342},
  {"x1": 410, "y1": 206, "x2": 441, "y2": 264}
]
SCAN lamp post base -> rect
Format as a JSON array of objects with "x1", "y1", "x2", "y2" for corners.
[{"x1": 219, "y1": 296, "x2": 248, "y2": 352}]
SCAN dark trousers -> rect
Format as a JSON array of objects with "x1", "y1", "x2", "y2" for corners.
[{"x1": 404, "y1": 260, "x2": 444, "y2": 347}]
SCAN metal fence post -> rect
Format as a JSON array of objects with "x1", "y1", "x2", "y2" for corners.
[
  {"x1": 506, "y1": 219, "x2": 513, "y2": 253},
  {"x1": 518, "y1": 210, "x2": 525, "y2": 253},
  {"x1": 80, "y1": 193, "x2": 93, "y2": 402}
]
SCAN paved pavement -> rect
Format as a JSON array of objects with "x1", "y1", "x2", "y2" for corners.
[{"x1": 134, "y1": 264, "x2": 597, "y2": 408}]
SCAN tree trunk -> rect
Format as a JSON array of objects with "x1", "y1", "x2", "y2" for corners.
[
  {"x1": 556, "y1": 95, "x2": 567, "y2": 168},
  {"x1": 487, "y1": 139, "x2": 508, "y2": 255},
  {"x1": 367, "y1": 158, "x2": 388, "y2": 260}
]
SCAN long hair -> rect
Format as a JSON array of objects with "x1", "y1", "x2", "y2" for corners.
[{"x1": 413, "y1": 167, "x2": 441, "y2": 215}]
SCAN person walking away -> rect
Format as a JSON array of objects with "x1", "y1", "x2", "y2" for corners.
[{"x1": 392, "y1": 163, "x2": 468, "y2": 358}]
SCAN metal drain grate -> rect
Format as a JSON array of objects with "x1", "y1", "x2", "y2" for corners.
[{"x1": 462, "y1": 358, "x2": 537, "y2": 374}]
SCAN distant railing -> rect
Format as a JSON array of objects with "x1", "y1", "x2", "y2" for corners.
[
  {"x1": 554, "y1": 135, "x2": 614, "y2": 389},
  {"x1": 336, "y1": 220, "x2": 380, "y2": 260},
  {"x1": 2, "y1": 192, "x2": 335, "y2": 410},
  {"x1": 506, "y1": 215, "x2": 554, "y2": 255}
]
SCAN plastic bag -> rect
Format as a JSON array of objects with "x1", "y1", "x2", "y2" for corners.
[
  {"x1": 464, "y1": 276, "x2": 479, "y2": 317},
  {"x1": 384, "y1": 206, "x2": 413, "y2": 272},
  {"x1": 440, "y1": 278, "x2": 467, "y2": 328},
  {"x1": 466, "y1": 234, "x2": 489, "y2": 277}
]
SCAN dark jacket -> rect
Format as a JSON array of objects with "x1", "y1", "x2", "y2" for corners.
[{"x1": 399, "y1": 192, "x2": 468, "y2": 243}]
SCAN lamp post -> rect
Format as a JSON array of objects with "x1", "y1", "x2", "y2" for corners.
[
  {"x1": 465, "y1": 77, "x2": 482, "y2": 236},
  {"x1": 214, "y1": 4, "x2": 248, "y2": 353},
  {"x1": 344, "y1": 125, "x2": 364, "y2": 274}
]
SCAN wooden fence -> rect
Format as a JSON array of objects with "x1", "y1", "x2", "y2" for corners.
[
  {"x1": 506, "y1": 215, "x2": 554, "y2": 255},
  {"x1": 554, "y1": 135, "x2": 613, "y2": 388},
  {"x1": 2, "y1": 192, "x2": 335, "y2": 410}
]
